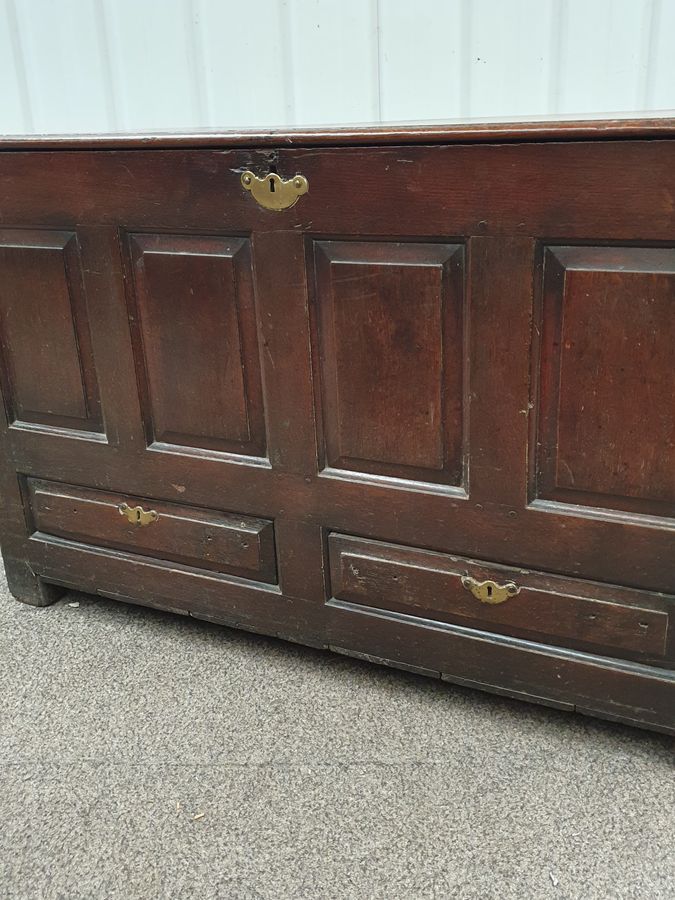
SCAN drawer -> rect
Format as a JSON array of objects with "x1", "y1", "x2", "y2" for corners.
[
  {"x1": 328, "y1": 534, "x2": 671, "y2": 661},
  {"x1": 26, "y1": 479, "x2": 277, "y2": 584}
]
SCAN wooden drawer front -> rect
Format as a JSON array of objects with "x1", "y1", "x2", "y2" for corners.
[
  {"x1": 329, "y1": 534, "x2": 670, "y2": 660},
  {"x1": 27, "y1": 479, "x2": 277, "y2": 584}
]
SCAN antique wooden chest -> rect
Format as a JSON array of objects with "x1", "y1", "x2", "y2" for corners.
[{"x1": 1, "y1": 118, "x2": 673, "y2": 734}]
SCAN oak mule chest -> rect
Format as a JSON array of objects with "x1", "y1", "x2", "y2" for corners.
[{"x1": 1, "y1": 118, "x2": 674, "y2": 734}]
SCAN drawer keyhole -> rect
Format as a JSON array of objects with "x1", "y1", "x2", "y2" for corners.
[
  {"x1": 118, "y1": 502, "x2": 159, "y2": 527},
  {"x1": 461, "y1": 576, "x2": 520, "y2": 605}
]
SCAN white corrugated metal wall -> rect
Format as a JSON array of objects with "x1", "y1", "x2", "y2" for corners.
[{"x1": 1, "y1": 0, "x2": 673, "y2": 135}]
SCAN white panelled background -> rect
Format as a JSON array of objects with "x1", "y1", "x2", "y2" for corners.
[{"x1": 1, "y1": 0, "x2": 674, "y2": 135}]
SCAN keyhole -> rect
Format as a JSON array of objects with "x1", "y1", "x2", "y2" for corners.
[
  {"x1": 486, "y1": 584, "x2": 493, "y2": 598},
  {"x1": 269, "y1": 176, "x2": 276, "y2": 193}
]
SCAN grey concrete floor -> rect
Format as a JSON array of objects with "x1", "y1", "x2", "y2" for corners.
[{"x1": 0, "y1": 563, "x2": 673, "y2": 900}]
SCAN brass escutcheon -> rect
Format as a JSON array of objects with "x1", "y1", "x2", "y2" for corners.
[
  {"x1": 118, "y1": 503, "x2": 158, "y2": 527},
  {"x1": 241, "y1": 170, "x2": 308, "y2": 211},
  {"x1": 461, "y1": 575, "x2": 520, "y2": 605}
]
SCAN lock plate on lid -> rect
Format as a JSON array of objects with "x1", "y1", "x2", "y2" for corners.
[{"x1": 241, "y1": 170, "x2": 309, "y2": 211}]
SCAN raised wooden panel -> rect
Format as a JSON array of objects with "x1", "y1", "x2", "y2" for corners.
[
  {"x1": 0, "y1": 229, "x2": 101, "y2": 432},
  {"x1": 535, "y1": 246, "x2": 675, "y2": 517},
  {"x1": 126, "y1": 234, "x2": 265, "y2": 456},
  {"x1": 311, "y1": 240, "x2": 465, "y2": 486}
]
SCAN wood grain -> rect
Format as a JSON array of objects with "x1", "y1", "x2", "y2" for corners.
[
  {"x1": 28, "y1": 478, "x2": 277, "y2": 584},
  {"x1": 311, "y1": 240, "x2": 464, "y2": 485},
  {"x1": 0, "y1": 229, "x2": 101, "y2": 432},
  {"x1": 536, "y1": 246, "x2": 675, "y2": 517},
  {"x1": 0, "y1": 115, "x2": 673, "y2": 149},
  {"x1": 0, "y1": 123, "x2": 673, "y2": 734},
  {"x1": 126, "y1": 233, "x2": 265, "y2": 456}
]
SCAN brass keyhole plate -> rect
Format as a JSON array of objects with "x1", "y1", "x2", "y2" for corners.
[
  {"x1": 461, "y1": 576, "x2": 520, "y2": 605},
  {"x1": 118, "y1": 503, "x2": 158, "y2": 527},
  {"x1": 241, "y1": 170, "x2": 309, "y2": 211}
]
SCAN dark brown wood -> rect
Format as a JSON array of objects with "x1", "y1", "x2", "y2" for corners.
[
  {"x1": 0, "y1": 119, "x2": 673, "y2": 735},
  {"x1": 536, "y1": 246, "x2": 675, "y2": 517},
  {"x1": 125, "y1": 233, "x2": 266, "y2": 456},
  {"x1": 328, "y1": 533, "x2": 671, "y2": 663},
  {"x1": 310, "y1": 240, "x2": 465, "y2": 486},
  {"x1": 326, "y1": 601, "x2": 675, "y2": 735},
  {"x1": 0, "y1": 229, "x2": 101, "y2": 433},
  {"x1": 0, "y1": 113, "x2": 674, "y2": 150},
  {"x1": 26, "y1": 478, "x2": 277, "y2": 583}
]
